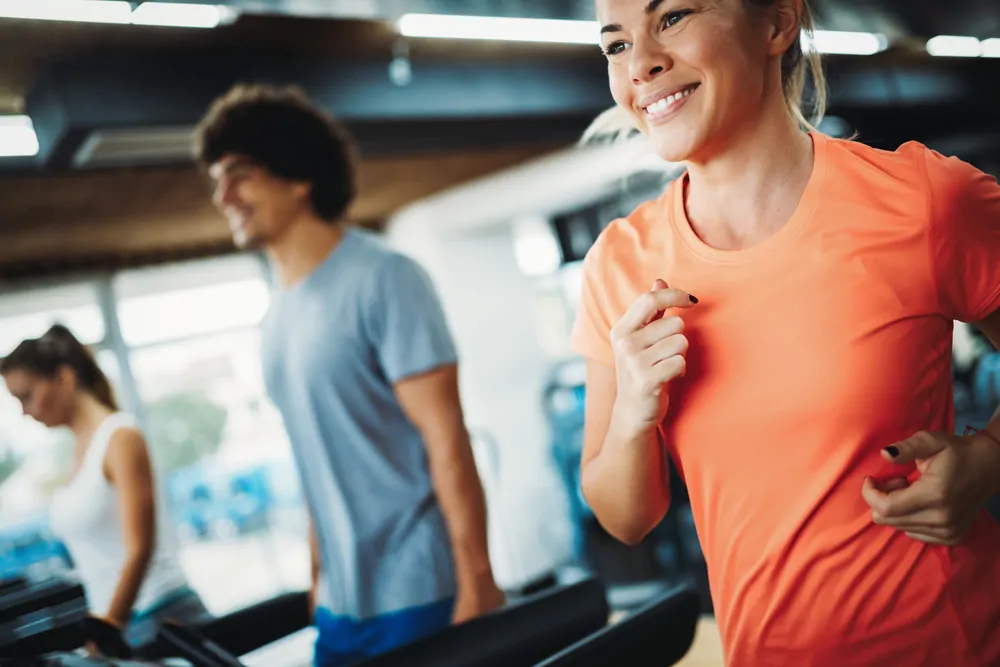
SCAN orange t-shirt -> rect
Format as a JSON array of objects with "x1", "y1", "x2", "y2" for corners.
[{"x1": 571, "y1": 131, "x2": 1000, "y2": 665}]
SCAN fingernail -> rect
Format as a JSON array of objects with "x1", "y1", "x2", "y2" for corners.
[
  {"x1": 883, "y1": 446, "x2": 899, "y2": 458},
  {"x1": 688, "y1": 294, "x2": 699, "y2": 304}
]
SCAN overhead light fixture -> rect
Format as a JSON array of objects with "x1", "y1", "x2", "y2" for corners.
[
  {"x1": 396, "y1": 13, "x2": 598, "y2": 45},
  {"x1": 0, "y1": 0, "x2": 132, "y2": 24},
  {"x1": 0, "y1": 116, "x2": 39, "y2": 158},
  {"x1": 0, "y1": 1, "x2": 234, "y2": 28},
  {"x1": 396, "y1": 14, "x2": 894, "y2": 57},
  {"x1": 805, "y1": 30, "x2": 888, "y2": 56},
  {"x1": 926, "y1": 35, "x2": 982, "y2": 57},
  {"x1": 981, "y1": 38, "x2": 1000, "y2": 58},
  {"x1": 131, "y1": 2, "x2": 233, "y2": 29}
]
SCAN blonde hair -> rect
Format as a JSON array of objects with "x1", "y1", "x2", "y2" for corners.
[
  {"x1": 769, "y1": 0, "x2": 827, "y2": 131},
  {"x1": 581, "y1": 0, "x2": 827, "y2": 145}
]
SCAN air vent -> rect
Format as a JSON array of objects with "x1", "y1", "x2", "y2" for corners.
[{"x1": 73, "y1": 126, "x2": 195, "y2": 168}]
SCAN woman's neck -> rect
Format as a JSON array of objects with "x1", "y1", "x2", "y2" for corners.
[
  {"x1": 68, "y1": 394, "x2": 114, "y2": 455},
  {"x1": 683, "y1": 106, "x2": 815, "y2": 251}
]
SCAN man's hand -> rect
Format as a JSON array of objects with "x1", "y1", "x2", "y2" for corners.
[
  {"x1": 452, "y1": 577, "x2": 505, "y2": 625},
  {"x1": 307, "y1": 516, "x2": 321, "y2": 618},
  {"x1": 307, "y1": 578, "x2": 319, "y2": 618},
  {"x1": 862, "y1": 430, "x2": 1000, "y2": 545}
]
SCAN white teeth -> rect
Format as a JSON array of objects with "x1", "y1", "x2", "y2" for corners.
[
  {"x1": 647, "y1": 98, "x2": 669, "y2": 114},
  {"x1": 645, "y1": 87, "x2": 695, "y2": 114}
]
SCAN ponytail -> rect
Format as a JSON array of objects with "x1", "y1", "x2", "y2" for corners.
[{"x1": 0, "y1": 324, "x2": 118, "y2": 411}]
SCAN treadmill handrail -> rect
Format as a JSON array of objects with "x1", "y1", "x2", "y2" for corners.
[
  {"x1": 357, "y1": 577, "x2": 610, "y2": 667},
  {"x1": 534, "y1": 584, "x2": 701, "y2": 667},
  {"x1": 158, "y1": 620, "x2": 247, "y2": 667}
]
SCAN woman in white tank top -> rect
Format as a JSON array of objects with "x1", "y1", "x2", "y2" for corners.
[{"x1": 1, "y1": 324, "x2": 210, "y2": 649}]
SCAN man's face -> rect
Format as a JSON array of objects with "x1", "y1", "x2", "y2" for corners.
[{"x1": 209, "y1": 155, "x2": 310, "y2": 249}]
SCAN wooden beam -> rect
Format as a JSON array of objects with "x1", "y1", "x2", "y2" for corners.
[{"x1": 0, "y1": 145, "x2": 560, "y2": 278}]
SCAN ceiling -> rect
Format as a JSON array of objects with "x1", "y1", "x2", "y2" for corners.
[
  {"x1": 0, "y1": 0, "x2": 998, "y2": 280},
  {"x1": 0, "y1": 144, "x2": 558, "y2": 281},
  {"x1": 124, "y1": 0, "x2": 1000, "y2": 38}
]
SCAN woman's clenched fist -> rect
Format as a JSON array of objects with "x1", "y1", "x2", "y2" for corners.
[{"x1": 610, "y1": 279, "x2": 697, "y2": 428}]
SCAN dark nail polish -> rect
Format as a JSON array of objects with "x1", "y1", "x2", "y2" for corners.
[
  {"x1": 688, "y1": 295, "x2": 699, "y2": 304},
  {"x1": 884, "y1": 446, "x2": 899, "y2": 458}
]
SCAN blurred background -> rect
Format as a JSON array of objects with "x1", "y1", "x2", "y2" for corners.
[{"x1": 0, "y1": 0, "x2": 998, "y2": 663}]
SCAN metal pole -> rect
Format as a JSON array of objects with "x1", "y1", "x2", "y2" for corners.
[{"x1": 94, "y1": 275, "x2": 147, "y2": 428}]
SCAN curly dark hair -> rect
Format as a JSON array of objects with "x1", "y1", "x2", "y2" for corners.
[{"x1": 193, "y1": 84, "x2": 357, "y2": 222}]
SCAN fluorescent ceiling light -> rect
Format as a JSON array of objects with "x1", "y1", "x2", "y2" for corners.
[
  {"x1": 0, "y1": 1, "x2": 233, "y2": 28},
  {"x1": 396, "y1": 14, "x2": 892, "y2": 57},
  {"x1": 0, "y1": 116, "x2": 39, "y2": 158},
  {"x1": 396, "y1": 13, "x2": 599, "y2": 45},
  {"x1": 805, "y1": 30, "x2": 888, "y2": 55},
  {"x1": 981, "y1": 38, "x2": 1000, "y2": 58},
  {"x1": 0, "y1": 0, "x2": 132, "y2": 24},
  {"x1": 926, "y1": 35, "x2": 982, "y2": 57},
  {"x1": 131, "y1": 2, "x2": 231, "y2": 29}
]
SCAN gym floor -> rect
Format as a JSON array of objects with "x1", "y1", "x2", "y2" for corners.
[{"x1": 677, "y1": 618, "x2": 724, "y2": 667}]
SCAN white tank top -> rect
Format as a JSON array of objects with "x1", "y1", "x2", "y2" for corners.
[{"x1": 50, "y1": 413, "x2": 189, "y2": 616}]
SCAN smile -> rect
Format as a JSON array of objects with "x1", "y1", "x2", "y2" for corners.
[{"x1": 642, "y1": 84, "x2": 700, "y2": 119}]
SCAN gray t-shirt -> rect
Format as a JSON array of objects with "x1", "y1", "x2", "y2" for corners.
[{"x1": 261, "y1": 227, "x2": 457, "y2": 620}]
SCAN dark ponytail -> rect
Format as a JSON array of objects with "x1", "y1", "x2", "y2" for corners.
[{"x1": 0, "y1": 324, "x2": 118, "y2": 411}]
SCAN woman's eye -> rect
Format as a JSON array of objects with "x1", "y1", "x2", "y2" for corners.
[
  {"x1": 662, "y1": 10, "x2": 692, "y2": 29},
  {"x1": 602, "y1": 41, "x2": 628, "y2": 57}
]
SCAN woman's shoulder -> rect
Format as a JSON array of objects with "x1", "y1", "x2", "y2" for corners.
[
  {"x1": 101, "y1": 413, "x2": 150, "y2": 458},
  {"x1": 821, "y1": 133, "x2": 989, "y2": 190},
  {"x1": 822, "y1": 133, "x2": 934, "y2": 182},
  {"x1": 104, "y1": 412, "x2": 142, "y2": 438},
  {"x1": 823, "y1": 133, "x2": 996, "y2": 219},
  {"x1": 585, "y1": 181, "x2": 677, "y2": 268}
]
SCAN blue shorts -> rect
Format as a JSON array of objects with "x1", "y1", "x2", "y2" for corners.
[{"x1": 314, "y1": 598, "x2": 454, "y2": 667}]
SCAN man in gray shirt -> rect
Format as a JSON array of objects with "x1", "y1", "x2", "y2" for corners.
[{"x1": 194, "y1": 84, "x2": 502, "y2": 665}]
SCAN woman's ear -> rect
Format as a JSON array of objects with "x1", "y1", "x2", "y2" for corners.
[
  {"x1": 768, "y1": 0, "x2": 802, "y2": 57},
  {"x1": 56, "y1": 365, "x2": 77, "y2": 392}
]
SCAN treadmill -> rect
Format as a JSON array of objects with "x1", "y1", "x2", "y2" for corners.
[
  {"x1": 5, "y1": 578, "x2": 701, "y2": 667},
  {"x1": 0, "y1": 576, "x2": 94, "y2": 660},
  {"x1": 537, "y1": 584, "x2": 700, "y2": 666},
  {"x1": 154, "y1": 579, "x2": 700, "y2": 667}
]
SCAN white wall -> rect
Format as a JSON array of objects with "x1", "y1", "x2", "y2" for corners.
[
  {"x1": 385, "y1": 140, "x2": 678, "y2": 588},
  {"x1": 387, "y1": 216, "x2": 573, "y2": 588}
]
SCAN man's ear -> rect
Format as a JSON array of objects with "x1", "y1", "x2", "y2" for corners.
[
  {"x1": 291, "y1": 180, "x2": 312, "y2": 203},
  {"x1": 768, "y1": 0, "x2": 802, "y2": 58}
]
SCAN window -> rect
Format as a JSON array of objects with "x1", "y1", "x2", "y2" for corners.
[
  {"x1": 114, "y1": 255, "x2": 269, "y2": 348},
  {"x1": 115, "y1": 256, "x2": 309, "y2": 614},
  {"x1": 0, "y1": 256, "x2": 309, "y2": 616},
  {"x1": 0, "y1": 284, "x2": 105, "y2": 357},
  {"x1": 117, "y1": 280, "x2": 270, "y2": 348}
]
